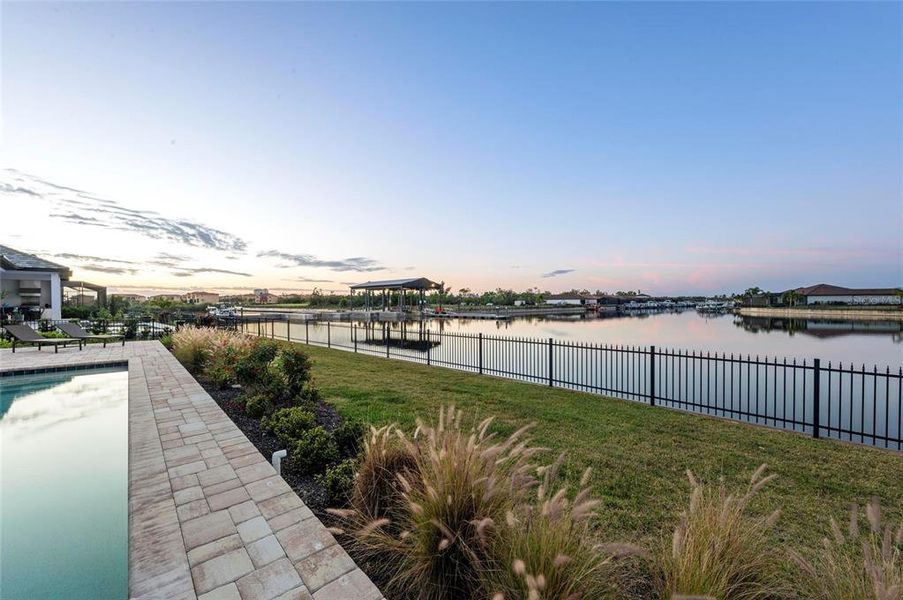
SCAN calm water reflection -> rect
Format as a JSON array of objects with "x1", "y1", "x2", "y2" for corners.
[
  {"x1": 422, "y1": 310, "x2": 902, "y2": 367},
  {"x1": 0, "y1": 368, "x2": 128, "y2": 600}
]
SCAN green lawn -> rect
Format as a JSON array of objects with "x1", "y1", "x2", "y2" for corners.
[{"x1": 301, "y1": 343, "x2": 903, "y2": 554}]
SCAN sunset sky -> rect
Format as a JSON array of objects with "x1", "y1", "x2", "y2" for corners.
[{"x1": 1, "y1": 2, "x2": 900, "y2": 296}]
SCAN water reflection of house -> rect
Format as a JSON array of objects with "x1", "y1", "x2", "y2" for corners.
[{"x1": 735, "y1": 315, "x2": 902, "y2": 339}]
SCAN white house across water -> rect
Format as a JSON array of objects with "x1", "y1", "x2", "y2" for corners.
[{"x1": 794, "y1": 284, "x2": 902, "y2": 305}]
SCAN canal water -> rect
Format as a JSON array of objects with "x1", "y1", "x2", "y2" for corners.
[
  {"x1": 247, "y1": 310, "x2": 902, "y2": 449},
  {"x1": 426, "y1": 310, "x2": 903, "y2": 368},
  {"x1": 263, "y1": 309, "x2": 902, "y2": 367}
]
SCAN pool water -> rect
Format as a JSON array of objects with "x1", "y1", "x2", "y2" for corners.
[{"x1": 0, "y1": 367, "x2": 128, "y2": 599}]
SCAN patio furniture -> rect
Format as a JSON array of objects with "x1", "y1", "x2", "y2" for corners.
[
  {"x1": 56, "y1": 321, "x2": 125, "y2": 348},
  {"x1": 3, "y1": 324, "x2": 83, "y2": 353}
]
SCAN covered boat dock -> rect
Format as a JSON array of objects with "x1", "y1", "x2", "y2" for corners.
[{"x1": 349, "y1": 277, "x2": 443, "y2": 312}]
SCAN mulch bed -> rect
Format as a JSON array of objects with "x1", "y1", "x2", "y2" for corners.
[{"x1": 199, "y1": 378, "x2": 340, "y2": 514}]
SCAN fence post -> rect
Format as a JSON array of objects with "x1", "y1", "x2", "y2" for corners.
[
  {"x1": 812, "y1": 358, "x2": 821, "y2": 439},
  {"x1": 305, "y1": 320, "x2": 309, "y2": 345},
  {"x1": 478, "y1": 333, "x2": 483, "y2": 374},
  {"x1": 386, "y1": 325, "x2": 390, "y2": 358},
  {"x1": 353, "y1": 325, "x2": 358, "y2": 353},
  {"x1": 327, "y1": 321, "x2": 331, "y2": 348},
  {"x1": 287, "y1": 319, "x2": 291, "y2": 342},
  {"x1": 548, "y1": 337, "x2": 554, "y2": 387},
  {"x1": 426, "y1": 330, "x2": 431, "y2": 365},
  {"x1": 649, "y1": 345, "x2": 656, "y2": 407}
]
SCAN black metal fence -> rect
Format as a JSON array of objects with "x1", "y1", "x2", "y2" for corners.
[
  {"x1": 233, "y1": 317, "x2": 903, "y2": 450},
  {"x1": 5, "y1": 318, "x2": 182, "y2": 340}
]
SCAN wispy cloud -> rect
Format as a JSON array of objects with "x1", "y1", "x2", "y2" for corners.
[
  {"x1": 541, "y1": 269, "x2": 575, "y2": 278},
  {"x1": 79, "y1": 264, "x2": 139, "y2": 275},
  {"x1": 148, "y1": 252, "x2": 191, "y2": 268},
  {"x1": 282, "y1": 277, "x2": 335, "y2": 283},
  {"x1": 171, "y1": 267, "x2": 252, "y2": 278},
  {"x1": 55, "y1": 253, "x2": 138, "y2": 265},
  {"x1": 258, "y1": 250, "x2": 383, "y2": 272},
  {"x1": 2, "y1": 170, "x2": 247, "y2": 252}
]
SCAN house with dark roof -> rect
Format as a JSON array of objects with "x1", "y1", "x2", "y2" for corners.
[
  {"x1": 0, "y1": 244, "x2": 72, "y2": 320},
  {"x1": 792, "y1": 284, "x2": 902, "y2": 306},
  {"x1": 545, "y1": 293, "x2": 599, "y2": 306}
]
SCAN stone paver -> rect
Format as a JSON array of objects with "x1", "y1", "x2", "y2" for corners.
[
  {"x1": 208, "y1": 486, "x2": 252, "y2": 512},
  {"x1": 191, "y1": 548, "x2": 254, "y2": 594},
  {"x1": 312, "y1": 569, "x2": 381, "y2": 600},
  {"x1": 0, "y1": 342, "x2": 381, "y2": 600},
  {"x1": 183, "y1": 510, "x2": 236, "y2": 550},
  {"x1": 247, "y1": 534, "x2": 286, "y2": 568},
  {"x1": 188, "y1": 533, "x2": 245, "y2": 568},
  {"x1": 276, "y1": 519, "x2": 336, "y2": 563},
  {"x1": 295, "y1": 544, "x2": 357, "y2": 593},
  {"x1": 237, "y1": 515, "x2": 272, "y2": 544},
  {"x1": 235, "y1": 557, "x2": 304, "y2": 599},
  {"x1": 197, "y1": 582, "x2": 242, "y2": 600}
]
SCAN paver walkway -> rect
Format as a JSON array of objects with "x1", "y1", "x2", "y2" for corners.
[{"x1": 0, "y1": 341, "x2": 383, "y2": 600}]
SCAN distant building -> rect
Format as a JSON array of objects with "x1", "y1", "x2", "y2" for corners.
[
  {"x1": 254, "y1": 288, "x2": 278, "y2": 304},
  {"x1": 111, "y1": 293, "x2": 147, "y2": 303},
  {"x1": 792, "y1": 284, "x2": 901, "y2": 306},
  {"x1": 545, "y1": 293, "x2": 598, "y2": 306},
  {"x1": 185, "y1": 291, "x2": 219, "y2": 305},
  {"x1": 66, "y1": 293, "x2": 97, "y2": 306},
  {"x1": 225, "y1": 293, "x2": 257, "y2": 304}
]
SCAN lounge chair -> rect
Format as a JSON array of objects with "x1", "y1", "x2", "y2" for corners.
[
  {"x1": 3, "y1": 324, "x2": 84, "y2": 353},
  {"x1": 56, "y1": 321, "x2": 125, "y2": 348}
]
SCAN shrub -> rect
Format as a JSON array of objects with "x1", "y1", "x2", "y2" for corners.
[
  {"x1": 127, "y1": 321, "x2": 142, "y2": 341},
  {"x1": 289, "y1": 426, "x2": 339, "y2": 476},
  {"x1": 317, "y1": 458, "x2": 358, "y2": 506},
  {"x1": 39, "y1": 330, "x2": 68, "y2": 339},
  {"x1": 484, "y1": 455, "x2": 642, "y2": 600},
  {"x1": 333, "y1": 418, "x2": 366, "y2": 459},
  {"x1": 660, "y1": 464, "x2": 787, "y2": 600},
  {"x1": 347, "y1": 424, "x2": 420, "y2": 525},
  {"x1": 276, "y1": 345, "x2": 313, "y2": 398},
  {"x1": 297, "y1": 380, "x2": 322, "y2": 406},
  {"x1": 235, "y1": 339, "x2": 279, "y2": 388},
  {"x1": 171, "y1": 327, "x2": 220, "y2": 372},
  {"x1": 330, "y1": 407, "x2": 545, "y2": 599},
  {"x1": 244, "y1": 393, "x2": 275, "y2": 419},
  {"x1": 206, "y1": 334, "x2": 255, "y2": 388},
  {"x1": 261, "y1": 407, "x2": 316, "y2": 447},
  {"x1": 788, "y1": 497, "x2": 903, "y2": 600}
]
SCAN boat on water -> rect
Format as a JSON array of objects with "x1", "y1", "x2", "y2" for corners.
[
  {"x1": 207, "y1": 304, "x2": 239, "y2": 318},
  {"x1": 696, "y1": 300, "x2": 735, "y2": 313}
]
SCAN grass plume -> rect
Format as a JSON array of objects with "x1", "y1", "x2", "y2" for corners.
[
  {"x1": 660, "y1": 464, "x2": 787, "y2": 600},
  {"x1": 788, "y1": 497, "x2": 902, "y2": 600}
]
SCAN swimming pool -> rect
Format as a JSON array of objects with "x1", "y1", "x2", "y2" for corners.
[{"x1": 0, "y1": 366, "x2": 128, "y2": 599}]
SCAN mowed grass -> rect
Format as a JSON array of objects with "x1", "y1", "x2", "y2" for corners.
[{"x1": 301, "y1": 344, "x2": 903, "y2": 554}]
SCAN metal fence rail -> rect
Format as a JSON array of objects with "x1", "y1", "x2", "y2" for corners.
[
  {"x1": 233, "y1": 317, "x2": 902, "y2": 450},
  {"x1": 3, "y1": 318, "x2": 183, "y2": 340}
]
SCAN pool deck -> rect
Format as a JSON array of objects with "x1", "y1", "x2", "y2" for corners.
[{"x1": 0, "y1": 341, "x2": 383, "y2": 600}]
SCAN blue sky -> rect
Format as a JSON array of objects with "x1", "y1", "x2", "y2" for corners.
[{"x1": 1, "y1": 1, "x2": 900, "y2": 295}]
